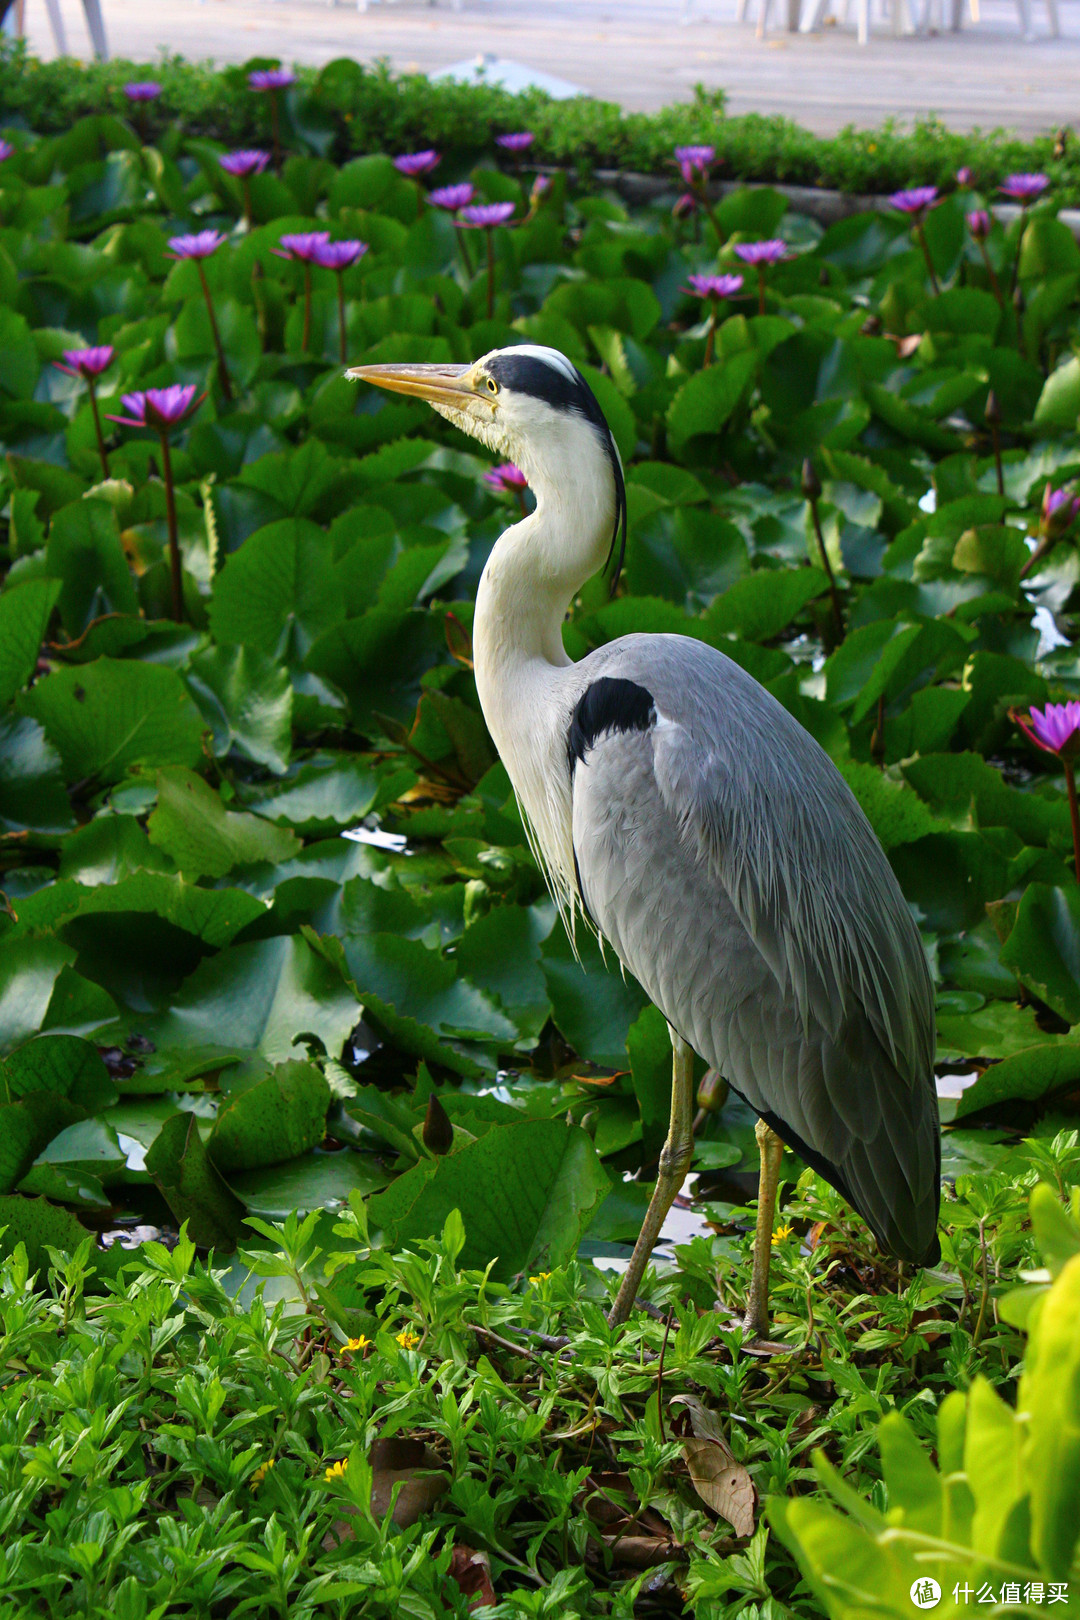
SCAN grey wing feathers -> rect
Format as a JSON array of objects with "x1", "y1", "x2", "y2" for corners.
[{"x1": 568, "y1": 633, "x2": 940, "y2": 1265}]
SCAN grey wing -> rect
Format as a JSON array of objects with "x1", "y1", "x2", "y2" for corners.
[{"x1": 568, "y1": 634, "x2": 940, "y2": 1265}]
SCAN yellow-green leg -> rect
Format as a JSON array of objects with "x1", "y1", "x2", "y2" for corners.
[
  {"x1": 741, "y1": 1118, "x2": 785, "y2": 1340},
  {"x1": 608, "y1": 1028, "x2": 695, "y2": 1327}
]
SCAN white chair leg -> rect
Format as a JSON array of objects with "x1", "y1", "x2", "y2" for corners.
[
  {"x1": 1015, "y1": 0, "x2": 1033, "y2": 33},
  {"x1": 799, "y1": 0, "x2": 826, "y2": 28},
  {"x1": 755, "y1": 0, "x2": 773, "y2": 36},
  {"x1": 43, "y1": 0, "x2": 67, "y2": 53},
  {"x1": 1045, "y1": 0, "x2": 1060, "y2": 33},
  {"x1": 83, "y1": 0, "x2": 108, "y2": 58},
  {"x1": 857, "y1": 0, "x2": 869, "y2": 41}
]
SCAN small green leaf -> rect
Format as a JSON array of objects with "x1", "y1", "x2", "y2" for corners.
[
  {"x1": 147, "y1": 767, "x2": 301, "y2": 880},
  {"x1": 19, "y1": 658, "x2": 205, "y2": 786},
  {"x1": 367, "y1": 1118, "x2": 610, "y2": 1282},
  {"x1": 145, "y1": 1111, "x2": 245, "y2": 1251},
  {"x1": 1000, "y1": 884, "x2": 1080, "y2": 1025},
  {"x1": 0, "y1": 578, "x2": 61, "y2": 707},
  {"x1": 209, "y1": 1060, "x2": 331, "y2": 1173}
]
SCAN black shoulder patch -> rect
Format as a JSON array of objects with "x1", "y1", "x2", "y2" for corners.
[{"x1": 567, "y1": 677, "x2": 655, "y2": 774}]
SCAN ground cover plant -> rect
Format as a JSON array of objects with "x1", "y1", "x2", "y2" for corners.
[
  {"x1": 2, "y1": 55, "x2": 1080, "y2": 1618},
  {"x1": 2, "y1": 40, "x2": 1079, "y2": 202}
]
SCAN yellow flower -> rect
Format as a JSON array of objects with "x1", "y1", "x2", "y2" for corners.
[
  {"x1": 395, "y1": 1329, "x2": 420, "y2": 1350},
  {"x1": 324, "y1": 1458, "x2": 348, "y2": 1482},
  {"x1": 341, "y1": 1336, "x2": 371, "y2": 1355},
  {"x1": 867, "y1": 142, "x2": 878, "y2": 153},
  {"x1": 772, "y1": 1225, "x2": 792, "y2": 1245},
  {"x1": 251, "y1": 1458, "x2": 275, "y2": 1490},
  {"x1": 529, "y1": 1272, "x2": 552, "y2": 1285}
]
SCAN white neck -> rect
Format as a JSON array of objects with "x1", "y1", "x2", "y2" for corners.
[{"x1": 472, "y1": 422, "x2": 616, "y2": 902}]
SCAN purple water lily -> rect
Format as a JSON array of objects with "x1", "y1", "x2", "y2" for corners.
[
  {"x1": 220, "y1": 149, "x2": 270, "y2": 178},
  {"x1": 685, "y1": 273, "x2": 744, "y2": 300},
  {"x1": 249, "y1": 68, "x2": 294, "y2": 170},
  {"x1": 0, "y1": 139, "x2": 13, "y2": 163},
  {"x1": 249, "y1": 67, "x2": 296, "y2": 91},
  {"x1": 733, "y1": 240, "x2": 788, "y2": 266},
  {"x1": 123, "y1": 81, "x2": 161, "y2": 102},
  {"x1": 274, "y1": 231, "x2": 332, "y2": 262},
  {"x1": 169, "y1": 235, "x2": 233, "y2": 398},
  {"x1": 888, "y1": 189, "x2": 942, "y2": 293},
  {"x1": 55, "y1": 346, "x2": 114, "y2": 380},
  {"x1": 733, "y1": 241, "x2": 787, "y2": 314},
  {"x1": 486, "y1": 462, "x2": 528, "y2": 515},
  {"x1": 312, "y1": 240, "x2": 368, "y2": 360},
  {"x1": 168, "y1": 229, "x2": 226, "y2": 261},
  {"x1": 1017, "y1": 701, "x2": 1080, "y2": 757},
  {"x1": 967, "y1": 209, "x2": 991, "y2": 240},
  {"x1": 674, "y1": 144, "x2": 715, "y2": 172},
  {"x1": 956, "y1": 166, "x2": 973, "y2": 188},
  {"x1": 1043, "y1": 483, "x2": 1080, "y2": 535},
  {"x1": 312, "y1": 239, "x2": 367, "y2": 271},
  {"x1": 966, "y1": 209, "x2": 1003, "y2": 306},
  {"x1": 888, "y1": 186, "x2": 939, "y2": 218},
  {"x1": 429, "y1": 183, "x2": 476, "y2": 211},
  {"x1": 107, "y1": 384, "x2": 203, "y2": 430},
  {"x1": 394, "y1": 150, "x2": 440, "y2": 177},
  {"x1": 108, "y1": 386, "x2": 205, "y2": 622},
  {"x1": 458, "y1": 203, "x2": 515, "y2": 317},
  {"x1": 274, "y1": 232, "x2": 331, "y2": 354},
  {"x1": 1000, "y1": 172, "x2": 1049, "y2": 203},
  {"x1": 458, "y1": 202, "x2": 516, "y2": 229},
  {"x1": 55, "y1": 347, "x2": 115, "y2": 478},
  {"x1": 496, "y1": 132, "x2": 535, "y2": 152},
  {"x1": 485, "y1": 462, "x2": 528, "y2": 492},
  {"x1": 1013, "y1": 702, "x2": 1080, "y2": 881},
  {"x1": 531, "y1": 174, "x2": 551, "y2": 201},
  {"x1": 684, "y1": 274, "x2": 744, "y2": 366}
]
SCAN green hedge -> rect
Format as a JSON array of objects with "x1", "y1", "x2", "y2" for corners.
[{"x1": 2, "y1": 39, "x2": 1077, "y2": 200}]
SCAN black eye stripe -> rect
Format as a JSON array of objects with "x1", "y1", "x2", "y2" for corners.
[{"x1": 484, "y1": 347, "x2": 626, "y2": 592}]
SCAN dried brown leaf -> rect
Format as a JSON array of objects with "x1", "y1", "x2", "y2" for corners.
[
  {"x1": 448, "y1": 1543, "x2": 497, "y2": 1610},
  {"x1": 671, "y1": 1394, "x2": 755, "y2": 1537}
]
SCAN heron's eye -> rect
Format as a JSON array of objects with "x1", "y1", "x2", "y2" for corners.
[{"x1": 485, "y1": 377, "x2": 499, "y2": 395}]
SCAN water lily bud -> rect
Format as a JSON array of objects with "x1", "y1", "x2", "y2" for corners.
[
  {"x1": 696, "y1": 1068, "x2": 728, "y2": 1113},
  {"x1": 463, "y1": 879, "x2": 491, "y2": 926},
  {"x1": 985, "y1": 389, "x2": 1002, "y2": 426},
  {"x1": 801, "y1": 458, "x2": 822, "y2": 502},
  {"x1": 423, "y1": 1093, "x2": 454, "y2": 1156}
]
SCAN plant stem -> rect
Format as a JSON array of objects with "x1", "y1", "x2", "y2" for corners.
[
  {"x1": 335, "y1": 269, "x2": 347, "y2": 365},
  {"x1": 914, "y1": 223, "x2": 940, "y2": 296},
  {"x1": 703, "y1": 310, "x2": 717, "y2": 367},
  {"x1": 807, "y1": 493, "x2": 844, "y2": 643},
  {"x1": 871, "y1": 692, "x2": 886, "y2": 765},
  {"x1": 159, "y1": 432, "x2": 184, "y2": 623},
  {"x1": 241, "y1": 175, "x2": 254, "y2": 230},
  {"x1": 485, "y1": 226, "x2": 495, "y2": 320},
  {"x1": 978, "y1": 240, "x2": 1004, "y2": 309},
  {"x1": 302, "y1": 263, "x2": 312, "y2": 353},
  {"x1": 1010, "y1": 204, "x2": 1027, "y2": 294},
  {"x1": 456, "y1": 222, "x2": 474, "y2": 279},
  {"x1": 270, "y1": 90, "x2": 282, "y2": 173},
  {"x1": 86, "y1": 379, "x2": 110, "y2": 480},
  {"x1": 196, "y1": 262, "x2": 233, "y2": 401},
  {"x1": 1064, "y1": 759, "x2": 1080, "y2": 884},
  {"x1": 990, "y1": 418, "x2": 1004, "y2": 497},
  {"x1": 757, "y1": 265, "x2": 767, "y2": 317}
]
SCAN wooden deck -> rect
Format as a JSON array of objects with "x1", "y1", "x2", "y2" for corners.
[{"x1": 22, "y1": 0, "x2": 1079, "y2": 135}]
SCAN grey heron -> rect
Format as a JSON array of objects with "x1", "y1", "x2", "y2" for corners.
[{"x1": 348, "y1": 345, "x2": 941, "y2": 1335}]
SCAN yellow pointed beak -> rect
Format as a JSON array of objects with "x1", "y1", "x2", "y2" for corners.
[{"x1": 346, "y1": 361, "x2": 479, "y2": 406}]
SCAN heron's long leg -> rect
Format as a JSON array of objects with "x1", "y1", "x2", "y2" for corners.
[
  {"x1": 607, "y1": 1029, "x2": 695, "y2": 1327},
  {"x1": 741, "y1": 1119, "x2": 785, "y2": 1340}
]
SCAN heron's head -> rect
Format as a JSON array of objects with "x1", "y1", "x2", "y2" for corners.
[{"x1": 348, "y1": 344, "x2": 626, "y2": 584}]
